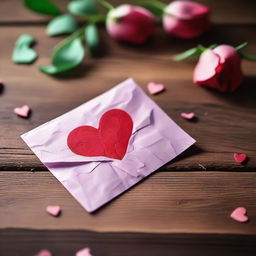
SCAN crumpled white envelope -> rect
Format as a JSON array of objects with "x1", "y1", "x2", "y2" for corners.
[{"x1": 21, "y1": 78, "x2": 195, "y2": 212}]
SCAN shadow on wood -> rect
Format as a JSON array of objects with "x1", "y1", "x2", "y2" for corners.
[{"x1": 1, "y1": 228, "x2": 256, "y2": 256}]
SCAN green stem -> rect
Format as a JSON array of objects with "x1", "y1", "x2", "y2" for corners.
[
  {"x1": 235, "y1": 42, "x2": 248, "y2": 51},
  {"x1": 86, "y1": 14, "x2": 107, "y2": 23},
  {"x1": 97, "y1": 0, "x2": 114, "y2": 10},
  {"x1": 173, "y1": 44, "x2": 217, "y2": 61},
  {"x1": 53, "y1": 25, "x2": 86, "y2": 53},
  {"x1": 134, "y1": 0, "x2": 166, "y2": 10},
  {"x1": 239, "y1": 51, "x2": 256, "y2": 62}
]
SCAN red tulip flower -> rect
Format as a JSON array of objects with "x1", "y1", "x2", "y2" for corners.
[
  {"x1": 163, "y1": 0, "x2": 211, "y2": 39},
  {"x1": 106, "y1": 4, "x2": 155, "y2": 44},
  {"x1": 193, "y1": 45, "x2": 243, "y2": 92},
  {"x1": 175, "y1": 43, "x2": 256, "y2": 92}
]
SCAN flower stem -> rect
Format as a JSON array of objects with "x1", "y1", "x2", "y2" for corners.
[
  {"x1": 235, "y1": 42, "x2": 248, "y2": 51},
  {"x1": 97, "y1": 0, "x2": 114, "y2": 10},
  {"x1": 239, "y1": 51, "x2": 256, "y2": 62},
  {"x1": 53, "y1": 25, "x2": 86, "y2": 53},
  {"x1": 79, "y1": 14, "x2": 107, "y2": 23}
]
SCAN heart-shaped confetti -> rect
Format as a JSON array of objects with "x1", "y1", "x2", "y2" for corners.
[
  {"x1": 46, "y1": 205, "x2": 61, "y2": 217},
  {"x1": 67, "y1": 109, "x2": 133, "y2": 160},
  {"x1": 34, "y1": 249, "x2": 52, "y2": 256},
  {"x1": 12, "y1": 34, "x2": 37, "y2": 64},
  {"x1": 181, "y1": 112, "x2": 195, "y2": 120},
  {"x1": 14, "y1": 105, "x2": 30, "y2": 118},
  {"x1": 147, "y1": 82, "x2": 165, "y2": 95},
  {"x1": 233, "y1": 153, "x2": 247, "y2": 164},
  {"x1": 230, "y1": 207, "x2": 248, "y2": 223},
  {"x1": 76, "y1": 248, "x2": 93, "y2": 256}
]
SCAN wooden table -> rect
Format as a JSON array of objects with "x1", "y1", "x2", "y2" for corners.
[{"x1": 0, "y1": 0, "x2": 256, "y2": 255}]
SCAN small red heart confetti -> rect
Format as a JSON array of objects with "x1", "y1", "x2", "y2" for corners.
[
  {"x1": 46, "y1": 205, "x2": 61, "y2": 217},
  {"x1": 14, "y1": 105, "x2": 30, "y2": 118},
  {"x1": 181, "y1": 112, "x2": 195, "y2": 120},
  {"x1": 233, "y1": 153, "x2": 247, "y2": 164},
  {"x1": 76, "y1": 248, "x2": 93, "y2": 256},
  {"x1": 33, "y1": 249, "x2": 52, "y2": 256},
  {"x1": 147, "y1": 82, "x2": 165, "y2": 95},
  {"x1": 230, "y1": 207, "x2": 248, "y2": 223}
]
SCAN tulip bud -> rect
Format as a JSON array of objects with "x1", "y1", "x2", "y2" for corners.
[
  {"x1": 163, "y1": 1, "x2": 211, "y2": 39},
  {"x1": 106, "y1": 4, "x2": 155, "y2": 44},
  {"x1": 193, "y1": 45, "x2": 243, "y2": 92}
]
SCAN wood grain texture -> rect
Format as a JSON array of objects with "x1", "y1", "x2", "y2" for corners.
[
  {"x1": 1, "y1": 171, "x2": 256, "y2": 233},
  {"x1": 0, "y1": 1, "x2": 256, "y2": 253},
  {"x1": 1, "y1": 229, "x2": 256, "y2": 256},
  {"x1": 0, "y1": 25, "x2": 256, "y2": 171},
  {"x1": 1, "y1": 0, "x2": 256, "y2": 24}
]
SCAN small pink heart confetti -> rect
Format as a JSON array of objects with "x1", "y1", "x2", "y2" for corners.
[
  {"x1": 76, "y1": 248, "x2": 93, "y2": 256},
  {"x1": 147, "y1": 82, "x2": 165, "y2": 95},
  {"x1": 46, "y1": 205, "x2": 61, "y2": 217},
  {"x1": 181, "y1": 112, "x2": 195, "y2": 120},
  {"x1": 233, "y1": 153, "x2": 247, "y2": 164},
  {"x1": 230, "y1": 207, "x2": 248, "y2": 223},
  {"x1": 34, "y1": 249, "x2": 52, "y2": 256},
  {"x1": 14, "y1": 105, "x2": 30, "y2": 118}
]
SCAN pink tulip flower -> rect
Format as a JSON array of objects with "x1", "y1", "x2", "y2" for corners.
[
  {"x1": 163, "y1": 1, "x2": 211, "y2": 39},
  {"x1": 193, "y1": 45, "x2": 243, "y2": 92},
  {"x1": 106, "y1": 4, "x2": 155, "y2": 44}
]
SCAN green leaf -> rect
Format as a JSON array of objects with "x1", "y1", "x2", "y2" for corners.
[
  {"x1": 68, "y1": 0, "x2": 98, "y2": 17},
  {"x1": 173, "y1": 47, "x2": 203, "y2": 61},
  {"x1": 235, "y1": 42, "x2": 256, "y2": 62},
  {"x1": 235, "y1": 42, "x2": 248, "y2": 51},
  {"x1": 85, "y1": 23, "x2": 100, "y2": 57},
  {"x1": 39, "y1": 38, "x2": 85, "y2": 75},
  {"x1": 12, "y1": 34, "x2": 37, "y2": 64},
  {"x1": 47, "y1": 14, "x2": 78, "y2": 36},
  {"x1": 23, "y1": 0, "x2": 61, "y2": 15},
  {"x1": 133, "y1": 0, "x2": 167, "y2": 17}
]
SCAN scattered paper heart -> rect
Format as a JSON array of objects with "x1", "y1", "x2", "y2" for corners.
[
  {"x1": 13, "y1": 105, "x2": 30, "y2": 118},
  {"x1": 147, "y1": 82, "x2": 165, "y2": 95},
  {"x1": 76, "y1": 248, "x2": 93, "y2": 256},
  {"x1": 233, "y1": 153, "x2": 247, "y2": 164},
  {"x1": 12, "y1": 34, "x2": 37, "y2": 64},
  {"x1": 33, "y1": 249, "x2": 52, "y2": 256},
  {"x1": 181, "y1": 112, "x2": 195, "y2": 120},
  {"x1": 230, "y1": 207, "x2": 248, "y2": 223},
  {"x1": 46, "y1": 205, "x2": 61, "y2": 217}
]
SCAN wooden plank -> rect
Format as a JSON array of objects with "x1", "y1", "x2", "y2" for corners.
[
  {"x1": 1, "y1": 229, "x2": 256, "y2": 256},
  {"x1": 1, "y1": 0, "x2": 256, "y2": 24},
  {"x1": 0, "y1": 171, "x2": 256, "y2": 234},
  {"x1": 0, "y1": 25, "x2": 256, "y2": 171}
]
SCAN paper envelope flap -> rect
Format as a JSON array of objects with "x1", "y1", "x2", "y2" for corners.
[{"x1": 21, "y1": 78, "x2": 153, "y2": 165}]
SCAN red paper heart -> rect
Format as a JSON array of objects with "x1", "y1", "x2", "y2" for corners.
[
  {"x1": 233, "y1": 153, "x2": 247, "y2": 164},
  {"x1": 67, "y1": 109, "x2": 133, "y2": 160}
]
